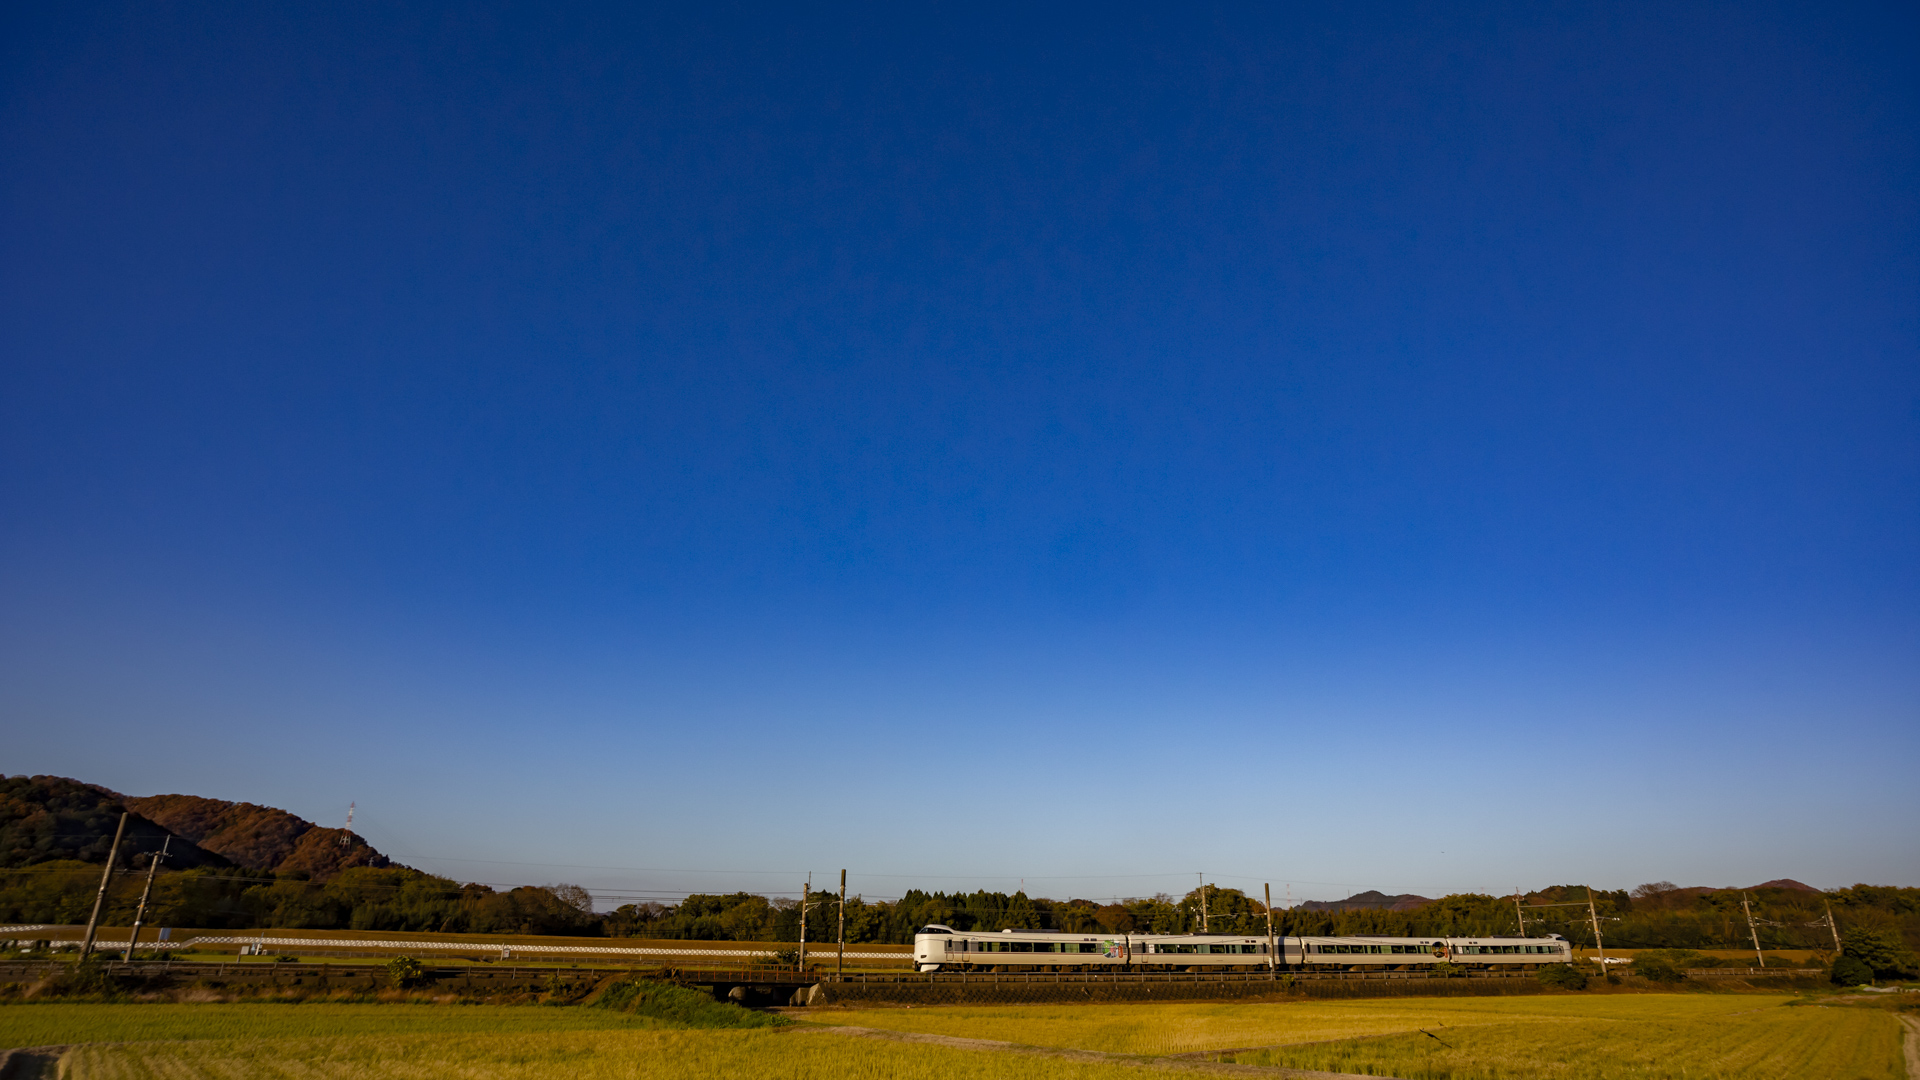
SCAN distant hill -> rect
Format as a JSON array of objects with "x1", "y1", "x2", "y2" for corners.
[
  {"x1": 0, "y1": 775, "x2": 393, "y2": 881},
  {"x1": 0, "y1": 775, "x2": 231, "y2": 870},
  {"x1": 125, "y1": 794, "x2": 391, "y2": 879},
  {"x1": 1299, "y1": 890, "x2": 1434, "y2": 913},
  {"x1": 1750, "y1": 878, "x2": 1819, "y2": 892}
]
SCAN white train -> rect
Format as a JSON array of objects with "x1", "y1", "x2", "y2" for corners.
[{"x1": 911, "y1": 924, "x2": 1571, "y2": 972}]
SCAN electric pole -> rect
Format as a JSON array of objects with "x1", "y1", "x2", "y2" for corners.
[
  {"x1": 1585, "y1": 889, "x2": 1607, "y2": 973},
  {"x1": 1198, "y1": 874, "x2": 1209, "y2": 933},
  {"x1": 1264, "y1": 883, "x2": 1277, "y2": 978},
  {"x1": 837, "y1": 869, "x2": 846, "y2": 978},
  {"x1": 1825, "y1": 901, "x2": 1842, "y2": 954},
  {"x1": 1743, "y1": 893, "x2": 1764, "y2": 968},
  {"x1": 124, "y1": 838, "x2": 170, "y2": 962},
  {"x1": 1514, "y1": 889, "x2": 1526, "y2": 936},
  {"x1": 81, "y1": 812, "x2": 129, "y2": 959},
  {"x1": 798, "y1": 878, "x2": 809, "y2": 971}
]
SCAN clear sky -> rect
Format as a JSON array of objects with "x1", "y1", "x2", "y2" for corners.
[{"x1": 3, "y1": 1, "x2": 1915, "y2": 908}]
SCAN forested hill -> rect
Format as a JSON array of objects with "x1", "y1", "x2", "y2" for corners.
[
  {"x1": 0, "y1": 775, "x2": 230, "y2": 871},
  {"x1": 0, "y1": 775, "x2": 391, "y2": 880},
  {"x1": 1299, "y1": 891, "x2": 1434, "y2": 912},
  {"x1": 127, "y1": 793, "x2": 390, "y2": 879}
]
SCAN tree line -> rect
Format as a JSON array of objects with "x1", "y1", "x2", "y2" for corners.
[{"x1": 1, "y1": 862, "x2": 1913, "y2": 962}]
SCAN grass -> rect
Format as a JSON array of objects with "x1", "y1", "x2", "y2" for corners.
[
  {"x1": 812, "y1": 995, "x2": 1908, "y2": 1078},
  {"x1": 0, "y1": 1003, "x2": 676, "y2": 1049},
  {"x1": 4, "y1": 989, "x2": 1907, "y2": 1079},
  {"x1": 14, "y1": 1025, "x2": 1152, "y2": 1080},
  {"x1": 1231, "y1": 1005, "x2": 1903, "y2": 1079}
]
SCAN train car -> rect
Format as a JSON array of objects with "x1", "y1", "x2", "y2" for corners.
[
  {"x1": 1296, "y1": 934, "x2": 1571, "y2": 970},
  {"x1": 912, "y1": 925, "x2": 1571, "y2": 973}
]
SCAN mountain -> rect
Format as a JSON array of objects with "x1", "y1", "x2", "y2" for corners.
[
  {"x1": 125, "y1": 793, "x2": 392, "y2": 880},
  {"x1": 1749, "y1": 879, "x2": 1820, "y2": 892},
  {"x1": 0, "y1": 775, "x2": 232, "y2": 870},
  {"x1": 1299, "y1": 890, "x2": 1435, "y2": 913}
]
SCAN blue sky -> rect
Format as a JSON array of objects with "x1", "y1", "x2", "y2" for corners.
[{"x1": 3, "y1": 1, "x2": 1916, "y2": 907}]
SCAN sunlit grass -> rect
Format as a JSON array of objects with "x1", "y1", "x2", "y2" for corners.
[
  {"x1": 0, "y1": 1003, "x2": 667, "y2": 1050},
  {"x1": 6, "y1": 992, "x2": 1906, "y2": 1079},
  {"x1": 1232, "y1": 1004, "x2": 1903, "y2": 1080},
  {"x1": 816, "y1": 995, "x2": 1905, "y2": 1078},
  {"x1": 54, "y1": 1030, "x2": 1154, "y2": 1080},
  {"x1": 814, "y1": 995, "x2": 1794, "y2": 1054}
]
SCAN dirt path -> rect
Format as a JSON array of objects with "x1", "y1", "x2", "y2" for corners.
[
  {"x1": 1900, "y1": 1013, "x2": 1919, "y2": 1080},
  {"x1": 801, "y1": 1025, "x2": 1402, "y2": 1079}
]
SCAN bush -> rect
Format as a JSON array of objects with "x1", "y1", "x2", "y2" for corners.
[
  {"x1": 591, "y1": 978, "x2": 785, "y2": 1028},
  {"x1": 1428, "y1": 961, "x2": 1464, "y2": 978},
  {"x1": 1830, "y1": 955, "x2": 1873, "y2": 986},
  {"x1": 1633, "y1": 957, "x2": 1684, "y2": 984},
  {"x1": 1632, "y1": 948, "x2": 1714, "y2": 969},
  {"x1": 43, "y1": 956, "x2": 120, "y2": 997},
  {"x1": 385, "y1": 956, "x2": 427, "y2": 989},
  {"x1": 1537, "y1": 963, "x2": 1589, "y2": 990}
]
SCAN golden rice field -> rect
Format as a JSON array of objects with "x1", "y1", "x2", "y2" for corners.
[
  {"x1": 814, "y1": 995, "x2": 1908, "y2": 1079},
  {"x1": 2, "y1": 993, "x2": 1909, "y2": 1079},
  {"x1": 44, "y1": 1030, "x2": 1148, "y2": 1080}
]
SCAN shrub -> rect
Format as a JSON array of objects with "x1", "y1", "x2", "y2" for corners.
[
  {"x1": 1632, "y1": 947, "x2": 1714, "y2": 969},
  {"x1": 385, "y1": 956, "x2": 427, "y2": 989},
  {"x1": 1633, "y1": 957, "x2": 1684, "y2": 984},
  {"x1": 43, "y1": 956, "x2": 120, "y2": 998},
  {"x1": 1428, "y1": 961, "x2": 1464, "y2": 978},
  {"x1": 1830, "y1": 955, "x2": 1873, "y2": 986},
  {"x1": 1537, "y1": 963, "x2": 1588, "y2": 990},
  {"x1": 592, "y1": 978, "x2": 785, "y2": 1028}
]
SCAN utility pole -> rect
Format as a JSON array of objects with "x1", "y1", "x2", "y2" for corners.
[
  {"x1": 81, "y1": 813, "x2": 129, "y2": 959},
  {"x1": 1743, "y1": 893, "x2": 1765, "y2": 968},
  {"x1": 1264, "y1": 883, "x2": 1277, "y2": 978},
  {"x1": 837, "y1": 869, "x2": 847, "y2": 978},
  {"x1": 798, "y1": 878, "x2": 809, "y2": 971},
  {"x1": 1198, "y1": 874, "x2": 1209, "y2": 933},
  {"x1": 124, "y1": 838, "x2": 170, "y2": 962},
  {"x1": 1585, "y1": 889, "x2": 1607, "y2": 973},
  {"x1": 1514, "y1": 889, "x2": 1526, "y2": 936},
  {"x1": 1825, "y1": 901, "x2": 1842, "y2": 954}
]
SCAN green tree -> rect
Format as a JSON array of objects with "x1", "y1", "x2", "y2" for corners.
[
  {"x1": 1829, "y1": 955, "x2": 1872, "y2": 986},
  {"x1": 1841, "y1": 927, "x2": 1917, "y2": 980}
]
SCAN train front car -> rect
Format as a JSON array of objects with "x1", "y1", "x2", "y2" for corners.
[{"x1": 914, "y1": 925, "x2": 1130, "y2": 972}]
